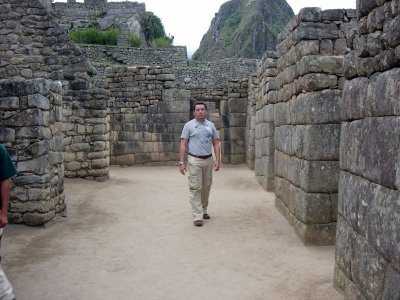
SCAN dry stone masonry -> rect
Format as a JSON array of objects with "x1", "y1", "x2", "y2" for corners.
[
  {"x1": 253, "y1": 51, "x2": 278, "y2": 191},
  {"x1": 1, "y1": 1, "x2": 400, "y2": 297},
  {"x1": 334, "y1": 0, "x2": 400, "y2": 298},
  {"x1": 270, "y1": 7, "x2": 357, "y2": 245},
  {"x1": 0, "y1": 79, "x2": 65, "y2": 225},
  {"x1": 107, "y1": 66, "x2": 188, "y2": 165}
]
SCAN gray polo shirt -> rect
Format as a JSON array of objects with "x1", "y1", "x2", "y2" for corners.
[{"x1": 181, "y1": 119, "x2": 219, "y2": 156}]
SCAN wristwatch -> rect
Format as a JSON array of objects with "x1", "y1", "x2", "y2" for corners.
[{"x1": 179, "y1": 161, "x2": 185, "y2": 165}]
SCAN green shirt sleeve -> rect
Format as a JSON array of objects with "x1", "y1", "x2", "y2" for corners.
[{"x1": 0, "y1": 144, "x2": 17, "y2": 181}]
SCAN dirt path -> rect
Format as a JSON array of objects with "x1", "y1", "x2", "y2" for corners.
[{"x1": 2, "y1": 165, "x2": 341, "y2": 300}]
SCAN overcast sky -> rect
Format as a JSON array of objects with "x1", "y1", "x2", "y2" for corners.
[{"x1": 55, "y1": 0, "x2": 357, "y2": 56}]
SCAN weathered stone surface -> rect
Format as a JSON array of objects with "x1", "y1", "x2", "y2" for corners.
[
  {"x1": 275, "y1": 176, "x2": 335, "y2": 224},
  {"x1": 275, "y1": 150, "x2": 339, "y2": 193},
  {"x1": 275, "y1": 124, "x2": 340, "y2": 160},
  {"x1": 382, "y1": 265, "x2": 400, "y2": 300},
  {"x1": 340, "y1": 117, "x2": 400, "y2": 189}
]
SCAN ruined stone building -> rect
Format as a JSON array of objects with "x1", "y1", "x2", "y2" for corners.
[{"x1": 0, "y1": 0, "x2": 399, "y2": 298}]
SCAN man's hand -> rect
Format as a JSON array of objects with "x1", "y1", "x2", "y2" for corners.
[
  {"x1": 213, "y1": 161, "x2": 220, "y2": 171},
  {"x1": 0, "y1": 214, "x2": 8, "y2": 228},
  {"x1": 179, "y1": 162, "x2": 186, "y2": 175}
]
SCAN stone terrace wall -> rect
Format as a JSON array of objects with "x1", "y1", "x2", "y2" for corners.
[
  {"x1": 0, "y1": 79, "x2": 65, "y2": 225},
  {"x1": 82, "y1": 45, "x2": 188, "y2": 68},
  {"x1": 175, "y1": 59, "x2": 258, "y2": 88},
  {"x1": 52, "y1": 1, "x2": 145, "y2": 23},
  {"x1": 334, "y1": 1, "x2": 400, "y2": 298},
  {"x1": 273, "y1": 8, "x2": 356, "y2": 245},
  {"x1": 254, "y1": 51, "x2": 278, "y2": 191},
  {"x1": 107, "y1": 66, "x2": 189, "y2": 165}
]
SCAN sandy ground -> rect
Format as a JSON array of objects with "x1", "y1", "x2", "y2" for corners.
[{"x1": 2, "y1": 165, "x2": 341, "y2": 300}]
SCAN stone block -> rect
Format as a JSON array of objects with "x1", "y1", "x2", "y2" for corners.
[
  {"x1": 275, "y1": 176, "x2": 335, "y2": 224},
  {"x1": 335, "y1": 215, "x2": 355, "y2": 279},
  {"x1": 383, "y1": 265, "x2": 400, "y2": 300},
  {"x1": 18, "y1": 156, "x2": 49, "y2": 175},
  {"x1": 341, "y1": 76, "x2": 369, "y2": 121},
  {"x1": 229, "y1": 127, "x2": 245, "y2": 140},
  {"x1": 0, "y1": 96, "x2": 19, "y2": 109},
  {"x1": 298, "y1": 55, "x2": 343, "y2": 76},
  {"x1": 228, "y1": 98, "x2": 247, "y2": 113},
  {"x1": 229, "y1": 113, "x2": 247, "y2": 127},
  {"x1": 275, "y1": 196, "x2": 336, "y2": 245},
  {"x1": 295, "y1": 22, "x2": 339, "y2": 41},
  {"x1": 352, "y1": 234, "x2": 388, "y2": 299},
  {"x1": 113, "y1": 154, "x2": 135, "y2": 165},
  {"x1": 300, "y1": 73, "x2": 338, "y2": 92},
  {"x1": 0, "y1": 127, "x2": 15, "y2": 143},
  {"x1": 5, "y1": 109, "x2": 48, "y2": 126},
  {"x1": 275, "y1": 150, "x2": 339, "y2": 193},
  {"x1": 275, "y1": 124, "x2": 340, "y2": 160},
  {"x1": 340, "y1": 117, "x2": 400, "y2": 190},
  {"x1": 298, "y1": 7, "x2": 323, "y2": 22},
  {"x1": 22, "y1": 210, "x2": 55, "y2": 225},
  {"x1": 367, "y1": 68, "x2": 400, "y2": 117}
]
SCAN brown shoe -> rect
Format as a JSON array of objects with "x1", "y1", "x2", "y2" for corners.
[
  {"x1": 194, "y1": 220, "x2": 203, "y2": 226},
  {"x1": 203, "y1": 213, "x2": 210, "y2": 219}
]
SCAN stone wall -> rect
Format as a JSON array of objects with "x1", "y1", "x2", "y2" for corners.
[
  {"x1": 220, "y1": 80, "x2": 248, "y2": 165},
  {"x1": 175, "y1": 59, "x2": 258, "y2": 88},
  {"x1": 245, "y1": 76, "x2": 257, "y2": 170},
  {"x1": 107, "y1": 66, "x2": 189, "y2": 165},
  {"x1": 0, "y1": 0, "x2": 110, "y2": 223},
  {"x1": 52, "y1": 1, "x2": 145, "y2": 24},
  {"x1": 334, "y1": 0, "x2": 400, "y2": 298},
  {"x1": 0, "y1": 79, "x2": 65, "y2": 225},
  {"x1": 271, "y1": 8, "x2": 356, "y2": 245},
  {"x1": 82, "y1": 45, "x2": 188, "y2": 68},
  {"x1": 254, "y1": 51, "x2": 278, "y2": 191}
]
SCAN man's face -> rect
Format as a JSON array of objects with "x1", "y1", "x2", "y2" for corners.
[{"x1": 194, "y1": 104, "x2": 207, "y2": 121}]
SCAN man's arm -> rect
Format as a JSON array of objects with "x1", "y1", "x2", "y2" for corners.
[
  {"x1": 212, "y1": 139, "x2": 221, "y2": 171},
  {"x1": 179, "y1": 139, "x2": 188, "y2": 175},
  {"x1": 0, "y1": 179, "x2": 11, "y2": 228}
]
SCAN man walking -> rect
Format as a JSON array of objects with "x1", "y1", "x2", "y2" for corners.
[
  {"x1": 179, "y1": 102, "x2": 221, "y2": 227},
  {"x1": 0, "y1": 144, "x2": 16, "y2": 300}
]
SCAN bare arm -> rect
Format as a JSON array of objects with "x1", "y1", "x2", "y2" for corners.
[
  {"x1": 0, "y1": 179, "x2": 11, "y2": 228},
  {"x1": 212, "y1": 139, "x2": 221, "y2": 171},
  {"x1": 179, "y1": 139, "x2": 188, "y2": 175}
]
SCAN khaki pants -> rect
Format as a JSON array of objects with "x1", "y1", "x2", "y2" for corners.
[
  {"x1": 0, "y1": 229, "x2": 14, "y2": 300},
  {"x1": 187, "y1": 155, "x2": 213, "y2": 221}
]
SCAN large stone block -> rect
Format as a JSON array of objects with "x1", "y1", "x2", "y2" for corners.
[
  {"x1": 298, "y1": 55, "x2": 343, "y2": 76},
  {"x1": 295, "y1": 22, "x2": 339, "y2": 41},
  {"x1": 367, "y1": 68, "x2": 400, "y2": 117},
  {"x1": 300, "y1": 73, "x2": 338, "y2": 92},
  {"x1": 274, "y1": 90, "x2": 341, "y2": 126},
  {"x1": 275, "y1": 124, "x2": 340, "y2": 160},
  {"x1": 228, "y1": 98, "x2": 247, "y2": 113},
  {"x1": 275, "y1": 196, "x2": 336, "y2": 245},
  {"x1": 352, "y1": 234, "x2": 388, "y2": 299},
  {"x1": 340, "y1": 117, "x2": 400, "y2": 189},
  {"x1": 275, "y1": 176, "x2": 335, "y2": 224},
  {"x1": 383, "y1": 265, "x2": 400, "y2": 300},
  {"x1": 275, "y1": 150, "x2": 339, "y2": 193},
  {"x1": 341, "y1": 76, "x2": 369, "y2": 121}
]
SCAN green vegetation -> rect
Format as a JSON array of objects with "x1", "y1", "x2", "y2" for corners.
[
  {"x1": 128, "y1": 33, "x2": 143, "y2": 47},
  {"x1": 152, "y1": 36, "x2": 173, "y2": 48},
  {"x1": 139, "y1": 12, "x2": 174, "y2": 47},
  {"x1": 69, "y1": 27, "x2": 120, "y2": 45}
]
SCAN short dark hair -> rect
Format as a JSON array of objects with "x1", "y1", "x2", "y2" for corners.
[{"x1": 193, "y1": 101, "x2": 208, "y2": 111}]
